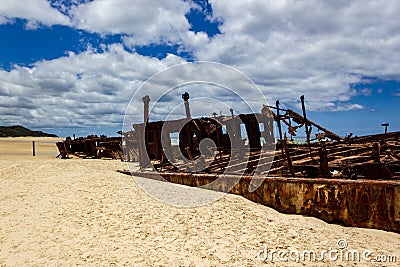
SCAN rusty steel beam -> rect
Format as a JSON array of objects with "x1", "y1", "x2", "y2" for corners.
[
  {"x1": 275, "y1": 100, "x2": 283, "y2": 141},
  {"x1": 300, "y1": 95, "x2": 311, "y2": 148},
  {"x1": 263, "y1": 103, "x2": 342, "y2": 141},
  {"x1": 285, "y1": 109, "x2": 342, "y2": 141}
]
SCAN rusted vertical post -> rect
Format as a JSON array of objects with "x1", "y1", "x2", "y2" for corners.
[
  {"x1": 282, "y1": 137, "x2": 295, "y2": 177},
  {"x1": 230, "y1": 108, "x2": 235, "y2": 150},
  {"x1": 372, "y1": 142, "x2": 380, "y2": 162},
  {"x1": 275, "y1": 100, "x2": 283, "y2": 141},
  {"x1": 276, "y1": 100, "x2": 285, "y2": 162},
  {"x1": 32, "y1": 141, "x2": 36, "y2": 156},
  {"x1": 135, "y1": 123, "x2": 150, "y2": 169},
  {"x1": 300, "y1": 95, "x2": 311, "y2": 151},
  {"x1": 381, "y1": 123, "x2": 389, "y2": 134},
  {"x1": 319, "y1": 141, "x2": 330, "y2": 177},
  {"x1": 216, "y1": 125, "x2": 223, "y2": 161},
  {"x1": 229, "y1": 108, "x2": 239, "y2": 153},
  {"x1": 142, "y1": 95, "x2": 150, "y2": 123},
  {"x1": 182, "y1": 92, "x2": 191, "y2": 119},
  {"x1": 288, "y1": 118, "x2": 294, "y2": 141}
]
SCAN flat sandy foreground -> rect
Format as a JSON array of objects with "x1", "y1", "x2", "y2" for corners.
[{"x1": 0, "y1": 137, "x2": 399, "y2": 266}]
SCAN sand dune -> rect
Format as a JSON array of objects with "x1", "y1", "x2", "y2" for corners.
[{"x1": 0, "y1": 138, "x2": 399, "y2": 266}]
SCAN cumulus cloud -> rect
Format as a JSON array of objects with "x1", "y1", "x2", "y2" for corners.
[
  {"x1": 123, "y1": 61, "x2": 270, "y2": 131},
  {"x1": 69, "y1": 0, "x2": 191, "y2": 46},
  {"x1": 0, "y1": 0, "x2": 193, "y2": 46},
  {"x1": 0, "y1": 44, "x2": 186, "y2": 131},
  {"x1": 0, "y1": 0, "x2": 70, "y2": 27},
  {"x1": 1, "y1": 0, "x2": 400, "y2": 135},
  {"x1": 190, "y1": 0, "x2": 400, "y2": 110}
]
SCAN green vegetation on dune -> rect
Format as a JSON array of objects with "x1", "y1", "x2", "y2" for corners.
[{"x1": 0, "y1": 125, "x2": 58, "y2": 137}]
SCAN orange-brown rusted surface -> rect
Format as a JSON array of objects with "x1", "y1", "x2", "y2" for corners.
[
  {"x1": 117, "y1": 93, "x2": 400, "y2": 233},
  {"x1": 127, "y1": 171, "x2": 400, "y2": 233},
  {"x1": 56, "y1": 135, "x2": 123, "y2": 159}
]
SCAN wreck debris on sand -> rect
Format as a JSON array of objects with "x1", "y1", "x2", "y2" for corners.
[
  {"x1": 118, "y1": 93, "x2": 400, "y2": 233},
  {"x1": 129, "y1": 93, "x2": 400, "y2": 181},
  {"x1": 56, "y1": 135, "x2": 124, "y2": 160},
  {"x1": 55, "y1": 92, "x2": 400, "y2": 233}
]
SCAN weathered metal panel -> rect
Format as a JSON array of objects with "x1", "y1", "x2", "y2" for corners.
[{"x1": 130, "y1": 171, "x2": 400, "y2": 233}]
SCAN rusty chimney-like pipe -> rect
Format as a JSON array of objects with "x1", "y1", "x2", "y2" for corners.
[
  {"x1": 142, "y1": 95, "x2": 150, "y2": 123},
  {"x1": 182, "y1": 92, "x2": 191, "y2": 119}
]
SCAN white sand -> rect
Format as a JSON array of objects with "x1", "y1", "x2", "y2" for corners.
[{"x1": 0, "y1": 137, "x2": 399, "y2": 266}]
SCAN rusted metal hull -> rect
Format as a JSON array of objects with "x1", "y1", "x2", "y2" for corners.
[
  {"x1": 56, "y1": 136, "x2": 123, "y2": 160},
  {"x1": 128, "y1": 171, "x2": 400, "y2": 233},
  {"x1": 120, "y1": 93, "x2": 400, "y2": 233}
]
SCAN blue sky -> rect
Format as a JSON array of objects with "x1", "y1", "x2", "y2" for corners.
[{"x1": 0, "y1": 0, "x2": 399, "y2": 138}]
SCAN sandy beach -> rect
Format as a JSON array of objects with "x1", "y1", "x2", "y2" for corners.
[{"x1": 0, "y1": 137, "x2": 399, "y2": 266}]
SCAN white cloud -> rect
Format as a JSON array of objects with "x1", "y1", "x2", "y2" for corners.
[
  {"x1": 2, "y1": 0, "x2": 400, "y2": 135},
  {"x1": 331, "y1": 103, "x2": 365, "y2": 112},
  {"x1": 0, "y1": 16, "x2": 9, "y2": 24},
  {"x1": 69, "y1": 0, "x2": 191, "y2": 45},
  {"x1": 0, "y1": 44, "x2": 187, "y2": 130},
  {"x1": 0, "y1": 0, "x2": 70, "y2": 26},
  {"x1": 189, "y1": 0, "x2": 400, "y2": 110},
  {"x1": 359, "y1": 88, "x2": 372, "y2": 96}
]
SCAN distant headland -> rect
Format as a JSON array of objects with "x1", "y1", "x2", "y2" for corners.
[{"x1": 0, "y1": 125, "x2": 58, "y2": 137}]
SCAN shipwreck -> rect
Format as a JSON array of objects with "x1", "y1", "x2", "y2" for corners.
[
  {"x1": 56, "y1": 92, "x2": 400, "y2": 233},
  {"x1": 56, "y1": 135, "x2": 123, "y2": 160},
  {"x1": 118, "y1": 92, "x2": 400, "y2": 233}
]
